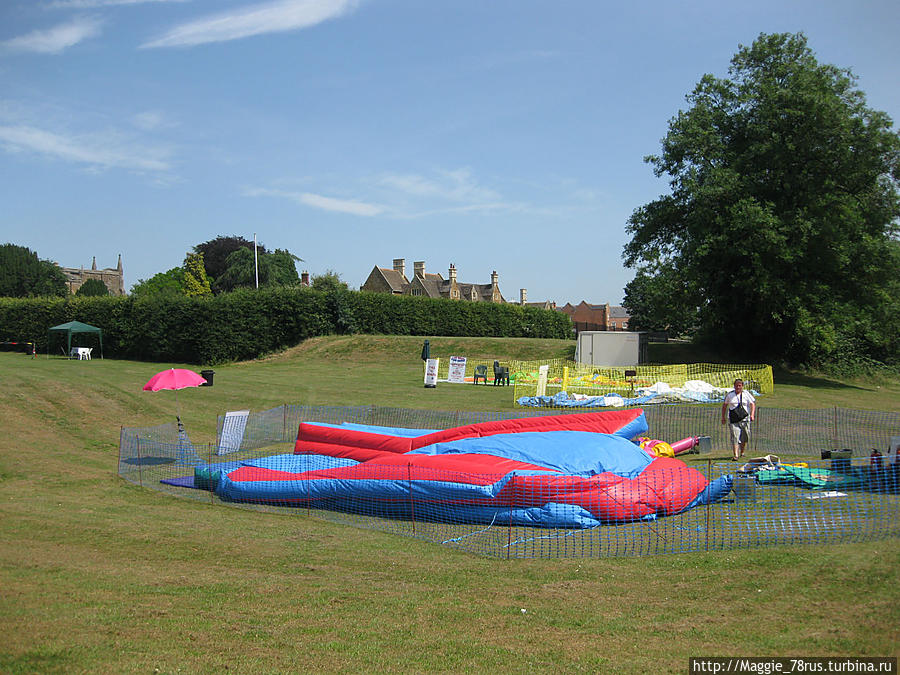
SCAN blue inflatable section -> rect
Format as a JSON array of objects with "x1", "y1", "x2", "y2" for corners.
[
  {"x1": 409, "y1": 430, "x2": 652, "y2": 477},
  {"x1": 249, "y1": 453, "x2": 358, "y2": 472},
  {"x1": 682, "y1": 475, "x2": 734, "y2": 511}
]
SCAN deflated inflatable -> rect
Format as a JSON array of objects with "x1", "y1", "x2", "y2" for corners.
[{"x1": 214, "y1": 409, "x2": 732, "y2": 528}]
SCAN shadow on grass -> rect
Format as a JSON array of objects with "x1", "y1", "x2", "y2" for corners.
[
  {"x1": 646, "y1": 342, "x2": 724, "y2": 364},
  {"x1": 772, "y1": 367, "x2": 872, "y2": 392},
  {"x1": 647, "y1": 342, "x2": 878, "y2": 393}
]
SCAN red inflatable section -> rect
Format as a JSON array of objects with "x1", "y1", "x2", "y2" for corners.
[
  {"x1": 496, "y1": 457, "x2": 711, "y2": 520},
  {"x1": 294, "y1": 409, "x2": 646, "y2": 461}
]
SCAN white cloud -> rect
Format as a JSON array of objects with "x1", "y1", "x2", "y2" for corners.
[
  {"x1": 48, "y1": 0, "x2": 187, "y2": 8},
  {"x1": 377, "y1": 168, "x2": 501, "y2": 203},
  {"x1": 244, "y1": 187, "x2": 383, "y2": 216},
  {"x1": 245, "y1": 167, "x2": 531, "y2": 219},
  {"x1": 0, "y1": 124, "x2": 171, "y2": 172},
  {"x1": 132, "y1": 110, "x2": 175, "y2": 131},
  {"x1": 398, "y1": 201, "x2": 525, "y2": 220},
  {"x1": 1, "y1": 17, "x2": 103, "y2": 54},
  {"x1": 141, "y1": 0, "x2": 359, "y2": 49}
]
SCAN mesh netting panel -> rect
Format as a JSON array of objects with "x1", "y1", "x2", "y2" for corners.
[
  {"x1": 119, "y1": 422, "x2": 186, "y2": 481},
  {"x1": 511, "y1": 359, "x2": 774, "y2": 405},
  {"x1": 120, "y1": 404, "x2": 900, "y2": 558}
]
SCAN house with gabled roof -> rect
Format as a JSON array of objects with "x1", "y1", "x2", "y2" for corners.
[
  {"x1": 608, "y1": 304, "x2": 630, "y2": 331},
  {"x1": 361, "y1": 258, "x2": 505, "y2": 303},
  {"x1": 558, "y1": 300, "x2": 630, "y2": 331}
]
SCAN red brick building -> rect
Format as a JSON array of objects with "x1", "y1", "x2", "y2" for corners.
[{"x1": 558, "y1": 300, "x2": 630, "y2": 332}]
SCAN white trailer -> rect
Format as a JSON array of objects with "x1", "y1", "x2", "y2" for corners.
[{"x1": 574, "y1": 331, "x2": 648, "y2": 367}]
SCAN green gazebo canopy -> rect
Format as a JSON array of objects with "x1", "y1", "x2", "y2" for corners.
[{"x1": 48, "y1": 321, "x2": 103, "y2": 358}]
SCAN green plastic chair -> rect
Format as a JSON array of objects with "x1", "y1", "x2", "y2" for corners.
[{"x1": 473, "y1": 365, "x2": 488, "y2": 384}]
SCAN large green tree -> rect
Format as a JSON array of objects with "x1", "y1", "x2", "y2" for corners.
[
  {"x1": 310, "y1": 269, "x2": 349, "y2": 293},
  {"x1": 267, "y1": 249, "x2": 302, "y2": 286},
  {"x1": 194, "y1": 236, "x2": 302, "y2": 293},
  {"x1": 212, "y1": 247, "x2": 301, "y2": 293},
  {"x1": 0, "y1": 243, "x2": 67, "y2": 298},
  {"x1": 622, "y1": 267, "x2": 697, "y2": 336},
  {"x1": 193, "y1": 235, "x2": 266, "y2": 283},
  {"x1": 130, "y1": 268, "x2": 185, "y2": 299},
  {"x1": 623, "y1": 33, "x2": 900, "y2": 365},
  {"x1": 75, "y1": 278, "x2": 110, "y2": 297},
  {"x1": 182, "y1": 252, "x2": 212, "y2": 297}
]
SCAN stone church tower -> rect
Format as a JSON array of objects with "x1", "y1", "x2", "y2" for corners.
[{"x1": 59, "y1": 254, "x2": 125, "y2": 295}]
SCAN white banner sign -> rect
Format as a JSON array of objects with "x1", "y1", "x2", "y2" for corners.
[
  {"x1": 536, "y1": 364, "x2": 550, "y2": 396},
  {"x1": 424, "y1": 358, "x2": 439, "y2": 388},
  {"x1": 217, "y1": 409, "x2": 250, "y2": 455},
  {"x1": 448, "y1": 356, "x2": 467, "y2": 383}
]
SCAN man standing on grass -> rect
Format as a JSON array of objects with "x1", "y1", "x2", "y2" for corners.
[{"x1": 722, "y1": 378, "x2": 756, "y2": 461}]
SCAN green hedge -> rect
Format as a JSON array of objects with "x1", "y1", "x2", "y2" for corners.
[{"x1": 0, "y1": 288, "x2": 572, "y2": 364}]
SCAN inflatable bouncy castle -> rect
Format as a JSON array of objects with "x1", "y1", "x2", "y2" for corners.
[{"x1": 211, "y1": 409, "x2": 732, "y2": 528}]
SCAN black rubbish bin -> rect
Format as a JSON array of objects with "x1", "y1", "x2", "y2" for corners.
[
  {"x1": 821, "y1": 449, "x2": 852, "y2": 473},
  {"x1": 200, "y1": 369, "x2": 215, "y2": 387}
]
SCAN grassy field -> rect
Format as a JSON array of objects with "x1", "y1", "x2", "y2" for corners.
[{"x1": 1, "y1": 336, "x2": 898, "y2": 673}]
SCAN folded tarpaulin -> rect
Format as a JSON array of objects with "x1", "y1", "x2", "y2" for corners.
[{"x1": 755, "y1": 465, "x2": 862, "y2": 490}]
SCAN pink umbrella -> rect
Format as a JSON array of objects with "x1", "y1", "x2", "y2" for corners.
[
  {"x1": 143, "y1": 368, "x2": 207, "y2": 419},
  {"x1": 143, "y1": 368, "x2": 207, "y2": 392}
]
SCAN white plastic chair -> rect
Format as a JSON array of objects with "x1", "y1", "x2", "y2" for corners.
[{"x1": 85, "y1": 347, "x2": 92, "y2": 360}]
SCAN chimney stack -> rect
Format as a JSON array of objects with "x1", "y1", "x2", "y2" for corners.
[
  {"x1": 448, "y1": 264, "x2": 457, "y2": 283},
  {"x1": 301, "y1": 271, "x2": 310, "y2": 286},
  {"x1": 393, "y1": 258, "x2": 406, "y2": 279},
  {"x1": 520, "y1": 288, "x2": 527, "y2": 305},
  {"x1": 491, "y1": 270, "x2": 498, "y2": 286},
  {"x1": 414, "y1": 261, "x2": 425, "y2": 278},
  {"x1": 91, "y1": 256, "x2": 97, "y2": 271}
]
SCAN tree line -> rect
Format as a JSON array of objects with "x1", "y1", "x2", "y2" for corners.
[
  {"x1": 0, "y1": 235, "x2": 346, "y2": 301},
  {"x1": 130, "y1": 235, "x2": 346, "y2": 297}
]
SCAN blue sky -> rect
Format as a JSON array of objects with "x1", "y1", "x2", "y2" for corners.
[{"x1": 2, "y1": 0, "x2": 898, "y2": 305}]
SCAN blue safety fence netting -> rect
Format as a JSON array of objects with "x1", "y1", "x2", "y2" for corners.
[{"x1": 118, "y1": 404, "x2": 900, "y2": 559}]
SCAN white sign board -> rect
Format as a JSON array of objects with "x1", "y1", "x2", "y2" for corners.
[
  {"x1": 448, "y1": 356, "x2": 467, "y2": 383},
  {"x1": 424, "y1": 358, "x2": 439, "y2": 388},
  {"x1": 217, "y1": 409, "x2": 250, "y2": 455},
  {"x1": 536, "y1": 364, "x2": 550, "y2": 397},
  {"x1": 890, "y1": 436, "x2": 900, "y2": 466}
]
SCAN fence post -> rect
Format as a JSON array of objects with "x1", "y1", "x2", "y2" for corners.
[
  {"x1": 507, "y1": 474, "x2": 514, "y2": 560},
  {"x1": 136, "y1": 437, "x2": 143, "y2": 488},
  {"x1": 705, "y1": 458, "x2": 711, "y2": 552},
  {"x1": 752, "y1": 406, "x2": 759, "y2": 456},
  {"x1": 407, "y1": 462, "x2": 416, "y2": 533},
  {"x1": 118, "y1": 426, "x2": 123, "y2": 480},
  {"x1": 833, "y1": 406, "x2": 839, "y2": 451}
]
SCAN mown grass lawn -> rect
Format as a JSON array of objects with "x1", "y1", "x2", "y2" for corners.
[{"x1": 0, "y1": 336, "x2": 897, "y2": 674}]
